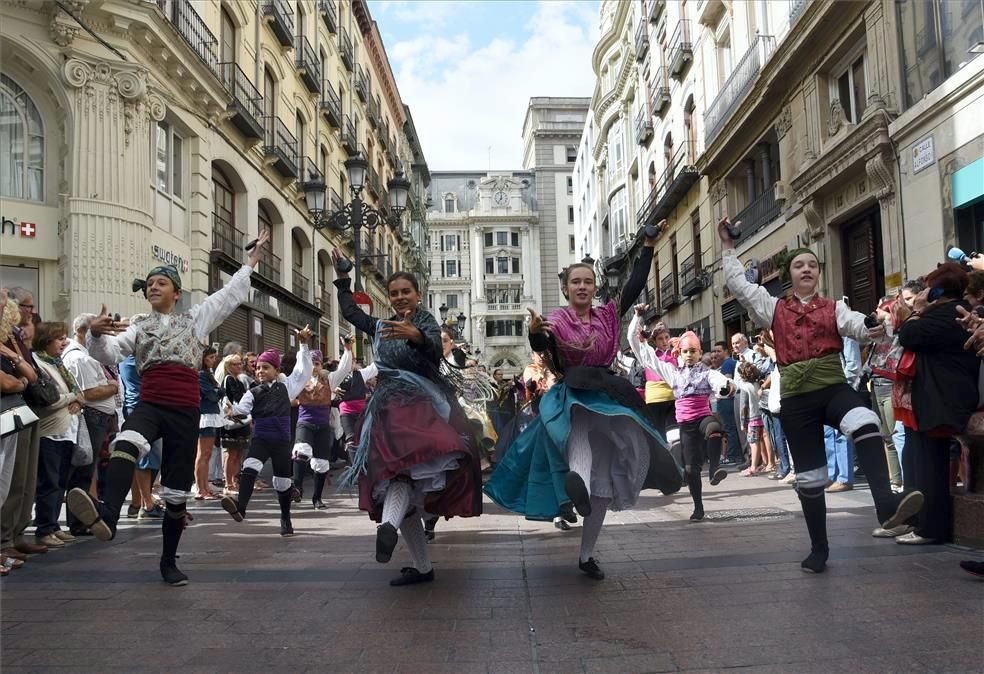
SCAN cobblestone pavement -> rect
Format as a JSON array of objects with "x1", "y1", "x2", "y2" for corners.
[{"x1": 2, "y1": 468, "x2": 982, "y2": 673}]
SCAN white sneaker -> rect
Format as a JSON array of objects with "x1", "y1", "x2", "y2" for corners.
[
  {"x1": 36, "y1": 534, "x2": 65, "y2": 548},
  {"x1": 781, "y1": 473, "x2": 797, "y2": 484},
  {"x1": 896, "y1": 531, "x2": 938, "y2": 545},
  {"x1": 872, "y1": 524, "x2": 914, "y2": 538}
]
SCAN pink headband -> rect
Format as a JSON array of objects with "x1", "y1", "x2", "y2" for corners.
[
  {"x1": 678, "y1": 331, "x2": 702, "y2": 352},
  {"x1": 256, "y1": 349, "x2": 282, "y2": 370}
]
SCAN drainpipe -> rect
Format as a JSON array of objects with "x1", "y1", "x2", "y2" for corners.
[{"x1": 254, "y1": 1, "x2": 261, "y2": 86}]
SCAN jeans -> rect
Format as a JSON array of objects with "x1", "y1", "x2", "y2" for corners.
[
  {"x1": 717, "y1": 398, "x2": 742, "y2": 462},
  {"x1": 763, "y1": 412, "x2": 790, "y2": 477},
  {"x1": 824, "y1": 425, "x2": 854, "y2": 485},
  {"x1": 34, "y1": 437, "x2": 74, "y2": 537},
  {"x1": 69, "y1": 408, "x2": 113, "y2": 530},
  {"x1": 893, "y1": 421, "x2": 906, "y2": 483}
]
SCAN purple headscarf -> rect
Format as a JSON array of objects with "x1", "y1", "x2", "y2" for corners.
[{"x1": 546, "y1": 300, "x2": 619, "y2": 368}]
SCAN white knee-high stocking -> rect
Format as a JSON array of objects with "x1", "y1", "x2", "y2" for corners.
[
  {"x1": 399, "y1": 516, "x2": 433, "y2": 574},
  {"x1": 566, "y1": 431, "x2": 593, "y2": 497},
  {"x1": 381, "y1": 480, "x2": 412, "y2": 529},
  {"x1": 579, "y1": 496, "x2": 610, "y2": 563}
]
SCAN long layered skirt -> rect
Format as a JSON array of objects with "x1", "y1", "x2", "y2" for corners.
[{"x1": 484, "y1": 368, "x2": 682, "y2": 521}]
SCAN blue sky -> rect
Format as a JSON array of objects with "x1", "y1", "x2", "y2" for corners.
[{"x1": 371, "y1": 0, "x2": 600, "y2": 170}]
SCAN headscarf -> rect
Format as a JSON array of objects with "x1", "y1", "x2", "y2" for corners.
[
  {"x1": 310, "y1": 349, "x2": 324, "y2": 363},
  {"x1": 132, "y1": 265, "x2": 182, "y2": 295},
  {"x1": 256, "y1": 349, "x2": 282, "y2": 370}
]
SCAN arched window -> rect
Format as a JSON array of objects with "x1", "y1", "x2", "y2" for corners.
[
  {"x1": 684, "y1": 96, "x2": 696, "y2": 163},
  {"x1": 0, "y1": 74, "x2": 44, "y2": 201},
  {"x1": 444, "y1": 193, "x2": 455, "y2": 213},
  {"x1": 220, "y1": 7, "x2": 235, "y2": 63},
  {"x1": 296, "y1": 110, "x2": 305, "y2": 159},
  {"x1": 212, "y1": 167, "x2": 237, "y2": 253}
]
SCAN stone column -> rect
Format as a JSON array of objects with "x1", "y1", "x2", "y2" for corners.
[
  {"x1": 62, "y1": 56, "x2": 164, "y2": 320},
  {"x1": 757, "y1": 143, "x2": 772, "y2": 188},
  {"x1": 745, "y1": 159, "x2": 757, "y2": 202},
  {"x1": 472, "y1": 225, "x2": 486, "y2": 300}
]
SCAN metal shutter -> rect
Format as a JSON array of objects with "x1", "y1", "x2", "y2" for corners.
[{"x1": 263, "y1": 316, "x2": 287, "y2": 354}]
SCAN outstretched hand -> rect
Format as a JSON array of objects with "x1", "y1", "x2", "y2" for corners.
[
  {"x1": 634, "y1": 303, "x2": 648, "y2": 316},
  {"x1": 331, "y1": 248, "x2": 350, "y2": 279},
  {"x1": 527, "y1": 307, "x2": 553, "y2": 336},
  {"x1": 379, "y1": 311, "x2": 423, "y2": 343},
  {"x1": 247, "y1": 229, "x2": 270, "y2": 269},
  {"x1": 956, "y1": 305, "x2": 983, "y2": 332},
  {"x1": 88, "y1": 304, "x2": 128, "y2": 337},
  {"x1": 296, "y1": 323, "x2": 313, "y2": 343}
]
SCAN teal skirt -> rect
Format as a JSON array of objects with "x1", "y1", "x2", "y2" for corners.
[{"x1": 484, "y1": 380, "x2": 682, "y2": 521}]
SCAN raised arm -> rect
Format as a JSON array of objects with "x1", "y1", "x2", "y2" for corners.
[
  {"x1": 619, "y1": 245, "x2": 655, "y2": 317},
  {"x1": 333, "y1": 277, "x2": 378, "y2": 336},
  {"x1": 722, "y1": 249, "x2": 777, "y2": 329},
  {"x1": 327, "y1": 345, "x2": 354, "y2": 390},
  {"x1": 285, "y1": 344, "x2": 314, "y2": 400},
  {"x1": 627, "y1": 310, "x2": 673, "y2": 379},
  {"x1": 192, "y1": 265, "x2": 253, "y2": 341}
]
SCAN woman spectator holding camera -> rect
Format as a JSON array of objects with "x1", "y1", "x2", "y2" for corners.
[{"x1": 895, "y1": 263, "x2": 981, "y2": 545}]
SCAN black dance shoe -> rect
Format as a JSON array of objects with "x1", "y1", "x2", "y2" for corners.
[
  {"x1": 564, "y1": 471, "x2": 592, "y2": 517},
  {"x1": 389, "y1": 567, "x2": 435, "y2": 586},
  {"x1": 554, "y1": 518, "x2": 571, "y2": 531},
  {"x1": 882, "y1": 491, "x2": 924, "y2": 531},
  {"x1": 558, "y1": 503, "x2": 578, "y2": 524},
  {"x1": 291, "y1": 486, "x2": 302, "y2": 503},
  {"x1": 280, "y1": 518, "x2": 294, "y2": 537},
  {"x1": 312, "y1": 498, "x2": 326, "y2": 510},
  {"x1": 160, "y1": 559, "x2": 188, "y2": 587},
  {"x1": 375, "y1": 522, "x2": 399, "y2": 563},
  {"x1": 65, "y1": 489, "x2": 115, "y2": 541},
  {"x1": 221, "y1": 495, "x2": 244, "y2": 522},
  {"x1": 801, "y1": 545, "x2": 829, "y2": 574},
  {"x1": 959, "y1": 560, "x2": 984, "y2": 578},
  {"x1": 689, "y1": 506, "x2": 705, "y2": 522},
  {"x1": 710, "y1": 469, "x2": 728, "y2": 486},
  {"x1": 578, "y1": 557, "x2": 605, "y2": 580}
]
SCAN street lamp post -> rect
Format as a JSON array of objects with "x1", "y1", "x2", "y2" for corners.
[
  {"x1": 302, "y1": 154, "x2": 411, "y2": 361},
  {"x1": 437, "y1": 303, "x2": 467, "y2": 340}
]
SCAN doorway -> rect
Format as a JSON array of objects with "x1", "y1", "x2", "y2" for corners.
[{"x1": 840, "y1": 206, "x2": 884, "y2": 316}]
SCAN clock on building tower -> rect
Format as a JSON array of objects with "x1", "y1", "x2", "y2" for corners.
[{"x1": 493, "y1": 191, "x2": 508, "y2": 206}]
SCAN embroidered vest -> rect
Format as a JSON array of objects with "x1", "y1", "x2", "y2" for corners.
[
  {"x1": 670, "y1": 363, "x2": 714, "y2": 399},
  {"x1": 772, "y1": 296, "x2": 842, "y2": 366},
  {"x1": 132, "y1": 311, "x2": 203, "y2": 374}
]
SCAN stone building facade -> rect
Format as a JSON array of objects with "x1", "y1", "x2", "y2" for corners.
[{"x1": 0, "y1": 0, "x2": 429, "y2": 359}]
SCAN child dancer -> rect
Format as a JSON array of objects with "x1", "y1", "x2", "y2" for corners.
[
  {"x1": 67, "y1": 231, "x2": 270, "y2": 586},
  {"x1": 291, "y1": 341, "x2": 352, "y2": 509},
  {"x1": 628, "y1": 310, "x2": 733, "y2": 521},
  {"x1": 221, "y1": 327, "x2": 313, "y2": 536}
]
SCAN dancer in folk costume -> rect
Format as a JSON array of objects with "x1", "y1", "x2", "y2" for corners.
[
  {"x1": 220, "y1": 331, "x2": 313, "y2": 536},
  {"x1": 333, "y1": 251, "x2": 482, "y2": 586},
  {"x1": 291, "y1": 341, "x2": 353, "y2": 509},
  {"x1": 485, "y1": 222, "x2": 683, "y2": 581},
  {"x1": 66, "y1": 231, "x2": 271, "y2": 586},
  {"x1": 628, "y1": 308, "x2": 734, "y2": 521},
  {"x1": 718, "y1": 217, "x2": 924, "y2": 573}
]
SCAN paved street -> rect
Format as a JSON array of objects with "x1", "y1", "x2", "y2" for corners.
[{"x1": 2, "y1": 469, "x2": 981, "y2": 674}]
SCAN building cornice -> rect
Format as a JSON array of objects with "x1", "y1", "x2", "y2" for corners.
[{"x1": 591, "y1": 0, "x2": 631, "y2": 74}]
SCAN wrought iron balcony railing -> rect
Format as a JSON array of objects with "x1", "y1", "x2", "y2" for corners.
[
  {"x1": 292, "y1": 269, "x2": 310, "y2": 300},
  {"x1": 637, "y1": 140, "x2": 699, "y2": 229},
  {"x1": 294, "y1": 35, "x2": 321, "y2": 93},
  {"x1": 212, "y1": 215, "x2": 245, "y2": 261},
  {"x1": 258, "y1": 249, "x2": 282, "y2": 284},
  {"x1": 262, "y1": 115, "x2": 298, "y2": 178},
  {"x1": 159, "y1": 0, "x2": 219, "y2": 74},
  {"x1": 341, "y1": 116, "x2": 358, "y2": 156},
  {"x1": 731, "y1": 185, "x2": 782, "y2": 246},
  {"x1": 680, "y1": 254, "x2": 707, "y2": 296},
  {"x1": 262, "y1": 0, "x2": 294, "y2": 47},
  {"x1": 635, "y1": 21, "x2": 650, "y2": 62},
  {"x1": 635, "y1": 108, "x2": 654, "y2": 145},
  {"x1": 319, "y1": 0, "x2": 337, "y2": 34},
  {"x1": 704, "y1": 35, "x2": 776, "y2": 144},
  {"x1": 319, "y1": 79, "x2": 341, "y2": 127},
  {"x1": 668, "y1": 19, "x2": 693, "y2": 78},
  {"x1": 338, "y1": 27, "x2": 354, "y2": 71},
  {"x1": 355, "y1": 64, "x2": 370, "y2": 102},
  {"x1": 661, "y1": 274, "x2": 681, "y2": 309},
  {"x1": 218, "y1": 62, "x2": 263, "y2": 139},
  {"x1": 298, "y1": 156, "x2": 324, "y2": 190},
  {"x1": 651, "y1": 67, "x2": 671, "y2": 118}
]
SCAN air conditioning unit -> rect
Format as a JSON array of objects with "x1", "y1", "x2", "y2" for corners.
[{"x1": 774, "y1": 180, "x2": 792, "y2": 203}]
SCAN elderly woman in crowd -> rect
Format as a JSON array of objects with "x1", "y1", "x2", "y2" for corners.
[
  {"x1": 32, "y1": 321, "x2": 86, "y2": 548},
  {"x1": 895, "y1": 263, "x2": 981, "y2": 545}
]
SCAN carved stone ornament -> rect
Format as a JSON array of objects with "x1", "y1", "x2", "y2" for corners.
[
  {"x1": 63, "y1": 57, "x2": 153, "y2": 146},
  {"x1": 775, "y1": 105, "x2": 793, "y2": 140},
  {"x1": 710, "y1": 180, "x2": 726, "y2": 203},
  {"x1": 827, "y1": 99, "x2": 847, "y2": 138},
  {"x1": 63, "y1": 57, "x2": 148, "y2": 100},
  {"x1": 865, "y1": 151, "x2": 895, "y2": 203},
  {"x1": 50, "y1": 17, "x2": 80, "y2": 47},
  {"x1": 803, "y1": 200, "x2": 825, "y2": 241},
  {"x1": 147, "y1": 93, "x2": 166, "y2": 122}
]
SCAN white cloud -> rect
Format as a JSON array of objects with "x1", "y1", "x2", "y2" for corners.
[
  {"x1": 389, "y1": 1, "x2": 599, "y2": 170},
  {"x1": 376, "y1": 0, "x2": 470, "y2": 28}
]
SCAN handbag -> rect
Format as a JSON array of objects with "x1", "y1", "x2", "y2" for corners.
[
  {"x1": 0, "y1": 404, "x2": 39, "y2": 438},
  {"x1": 22, "y1": 364, "x2": 60, "y2": 408}
]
